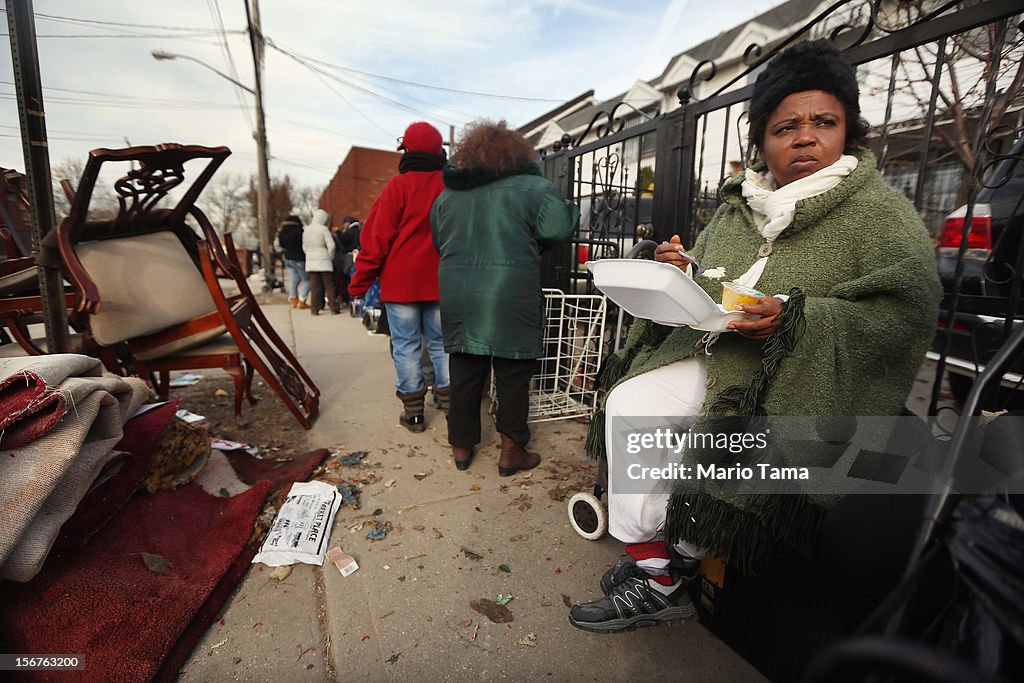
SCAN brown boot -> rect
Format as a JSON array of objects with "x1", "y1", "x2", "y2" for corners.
[
  {"x1": 397, "y1": 389, "x2": 427, "y2": 433},
  {"x1": 452, "y1": 446, "x2": 473, "y2": 471},
  {"x1": 296, "y1": 299, "x2": 310, "y2": 310},
  {"x1": 289, "y1": 295, "x2": 299, "y2": 308},
  {"x1": 435, "y1": 386, "x2": 450, "y2": 417},
  {"x1": 497, "y1": 433, "x2": 540, "y2": 477}
]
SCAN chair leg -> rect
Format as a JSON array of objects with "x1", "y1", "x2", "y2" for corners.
[
  {"x1": 155, "y1": 370, "x2": 170, "y2": 400},
  {"x1": 224, "y1": 362, "x2": 246, "y2": 419},
  {"x1": 244, "y1": 359, "x2": 259, "y2": 405}
]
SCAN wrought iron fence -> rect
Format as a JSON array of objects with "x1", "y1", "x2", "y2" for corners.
[{"x1": 540, "y1": 0, "x2": 1024, "y2": 416}]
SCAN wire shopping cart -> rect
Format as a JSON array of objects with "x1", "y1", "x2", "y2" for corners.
[{"x1": 491, "y1": 288, "x2": 606, "y2": 423}]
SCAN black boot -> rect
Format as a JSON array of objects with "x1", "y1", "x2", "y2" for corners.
[{"x1": 397, "y1": 389, "x2": 427, "y2": 433}]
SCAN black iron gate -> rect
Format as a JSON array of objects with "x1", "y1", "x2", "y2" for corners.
[{"x1": 541, "y1": 0, "x2": 1024, "y2": 415}]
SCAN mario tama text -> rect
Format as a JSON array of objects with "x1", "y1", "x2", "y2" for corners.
[{"x1": 629, "y1": 461, "x2": 809, "y2": 482}]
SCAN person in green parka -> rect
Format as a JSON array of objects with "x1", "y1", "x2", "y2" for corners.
[
  {"x1": 568, "y1": 40, "x2": 941, "y2": 634},
  {"x1": 431, "y1": 120, "x2": 579, "y2": 475}
]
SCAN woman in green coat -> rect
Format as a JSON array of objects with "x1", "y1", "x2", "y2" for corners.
[
  {"x1": 431, "y1": 120, "x2": 579, "y2": 475},
  {"x1": 568, "y1": 40, "x2": 941, "y2": 634}
]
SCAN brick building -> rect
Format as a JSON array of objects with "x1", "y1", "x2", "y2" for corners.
[{"x1": 318, "y1": 146, "x2": 402, "y2": 225}]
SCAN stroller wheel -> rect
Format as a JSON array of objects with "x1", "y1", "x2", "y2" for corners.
[{"x1": 568, "y1": 492, "x2": 606, "y2": 540}]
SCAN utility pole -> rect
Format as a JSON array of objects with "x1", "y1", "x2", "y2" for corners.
[
  {"x1": 245, "y1": 0, "x2": 274, "y2": 285},
  {"x1": 6, "y1": 0, "x2": 70, "y2": 352}
]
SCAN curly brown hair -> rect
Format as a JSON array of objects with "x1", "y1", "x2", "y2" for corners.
[{"x1": 453, "y1": 120, "x2": 536, "y2": 175}]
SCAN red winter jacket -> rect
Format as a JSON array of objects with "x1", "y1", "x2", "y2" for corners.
[{"x1": 348, "y1": 170, "x2": 445, "y2": 302}]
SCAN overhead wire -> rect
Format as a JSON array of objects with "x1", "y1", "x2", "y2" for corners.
[{"x1": 208, "y1": 0, "x2": 254, "y2": 131}]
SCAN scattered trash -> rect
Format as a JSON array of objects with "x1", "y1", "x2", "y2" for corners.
[
  {"x1": 509, "y1": 534, "x2": 529, "y2": 542},
  {"x1": 499, "y1": 564, "x2": 512, "y2": 573},
  {"x1": 469, "y1": 484, "x2": 481, "y2": 491},
  {"x1": 270, "y1": 565, "x2": 292, "y2": 581},
  {"x1": 470, "y1": 598, "x2": 514, "y2": 623},
  {"x1": 174, "y1": 408, "x2": 205, "y2": 424},
  {"x1": 517, "y1": 632, "x2": 537, "y2": 647},
  {"x1": 413, "y1": 470, "x2": 433, "y2": 481},
  {"x1": 461, "y1": 547, "x2": 483, "y2": 561},
  {"x1": 472, "y1": 623, "x2": 480, "y2": 640},
  {"x1": 412, "y1": 525, "x2": 425, "y2": 531},
  {"x1": 210, "y1": 639, "x2": 228, "y2": 650},
  {"x1": 495, "y1": 593, "x2": 514, "y2": 606},
  {"x1": 141, "y1": 552, "x2": 173, "y2": 575},
  {"x1": 372, "y1": 508, "x2": 383, "y2": 516},
  {"x1": 379, "y1": 611, "x2": 394, "y2": 619},
  {"x1": 361, "y1": 635, "x2": 370, "y2": 642},
  {"x1": 210, "y1": 438, "x2": 260, "y2": 458},
  {"x1": 386, "y1": 653, "x2": 401, "y2": 664},
  {"x1": 130, "y1": 400, "x2": 170, "y2": 419},
  {"x1": 455, "y1": 618, "x2": 473, "y2": 628},
  {"x1": 336, "y1": 483, "x2": 361, "y2": 510},
  {"x1": 253, "y1": 481, "x2": 343, "y2": 567},
  {"x1": 432, "y1": 528, "x2": 444, "y2": 539},
  {"x1": 337, "y1": 450, "x2": 368, "y2": 466},
  {"x1": 367, "y1": 519, "x2": 392, "y2": 542},
  {"x1": 214, "y1": 388, "x2": 229, "y2": 397},
  {"x1": 384, "y1": 479, "x2": 397, "y2": 488},
  {"x1": 168, "y1": 374, "x2": 203, "y2": 388},
  {"x1": 548, "y1": 484, "x2": 569, "y2": 502},
  {"x1": 561, "y1": 594, "x2": 572, "y2": 608},
  {"x1": 383, "y1": 564, "x2": 391, "y2": 570},
  {"x1": 326, "y1": 547, "x2": 359, "y2": 577}
]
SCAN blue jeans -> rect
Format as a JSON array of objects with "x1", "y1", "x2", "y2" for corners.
[
  {"x1": 384, "y1": 302, "x2": 449, "y2": 394},
  {"x1": 284, "y1": 259, "x2": 310, "y2": 299}
]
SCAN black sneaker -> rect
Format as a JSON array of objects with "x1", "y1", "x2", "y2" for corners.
[
  {"x1": 569, "y1": 568, "x2": 695, "y2": 633},
  {"x1": 600, "y1": 555, "x2": 637, "y2": 594},
  {"x1": 399, "y1": 413, "x2": 425, "y2": 433}
]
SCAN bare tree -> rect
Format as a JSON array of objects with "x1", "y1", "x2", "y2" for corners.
[
  {"x1": 50, "y1": 158, "x2": 85, "y2": 221},
  {"x1": 291, "y1": 184, "x2": 324, "y2": 224},
  {"x1": 50, "y1": 157, "x2": 120, "y2": 221},
  {"x1": 205, "y1": 172, "x2": 250, "y2": 236},
  {"x1": 248, "y1": 174, "x2": 294, "y2": 242},
  {"x1": 876, "y1": 1, "x2": 1024, "y2": 202}
]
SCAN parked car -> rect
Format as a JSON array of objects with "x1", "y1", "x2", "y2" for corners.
[{"x1": 931, "y1": 135, "x2": 1024, "y2": 406}]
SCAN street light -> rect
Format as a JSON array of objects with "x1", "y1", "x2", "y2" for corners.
[{"x1": 151, "y1": 48, "x2": 273, "y2": 284}]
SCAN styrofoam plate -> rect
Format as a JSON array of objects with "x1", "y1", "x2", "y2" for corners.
[{"x1": 586, "y1": 259, "x2": 754, "y2": 331}]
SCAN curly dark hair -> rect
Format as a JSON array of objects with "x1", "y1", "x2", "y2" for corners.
[
  {"x1": 453, "y1": 120, "x2": 536, "y2": 175},
  {"x1": 748, "y1": 39, "x2": 870, "y2": 153}
]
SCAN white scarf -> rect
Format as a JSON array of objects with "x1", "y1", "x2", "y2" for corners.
[{"x1": 733, "y1": 154, "x2": 859, "y2": 289}]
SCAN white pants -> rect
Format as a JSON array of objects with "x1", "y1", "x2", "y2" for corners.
[{"x1": 605, "y1": 357, "x2": 709, "y2": 560}]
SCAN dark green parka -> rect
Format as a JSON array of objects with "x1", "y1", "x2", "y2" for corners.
[{"x1": 430, "y1": 164, "x2": 579, "y2": 359}]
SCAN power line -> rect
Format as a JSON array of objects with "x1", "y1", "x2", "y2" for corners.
[{"x1": 265, "y1": 37, "x2": 566, "y2": 103}]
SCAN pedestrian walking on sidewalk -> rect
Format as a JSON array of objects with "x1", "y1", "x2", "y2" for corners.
[
  {"x1": 349, "y1": 121, "x2": 450, "y2": 433},
  {"x1": 431, "y1": 120, "x2": 578, "y2": 474},
  {"x1": 303, "y1": 209, "x2": 339, "y2": 315},
  {"x1": 277, "y1": 214, "x2": 310, "y2": 309}
]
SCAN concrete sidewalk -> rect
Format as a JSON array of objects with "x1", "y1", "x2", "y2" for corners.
[{"x1": 178, "y1": 303, "x2": 766, "y2": 682}]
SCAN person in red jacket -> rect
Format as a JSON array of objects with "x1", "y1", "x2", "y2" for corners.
[{"x1": 349, "y1": 122, "x2": 450, "y2": 433}]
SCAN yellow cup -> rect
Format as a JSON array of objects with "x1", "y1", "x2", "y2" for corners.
[{"x1": 721, "y1": 281, "x2": 764, "y2": 311}]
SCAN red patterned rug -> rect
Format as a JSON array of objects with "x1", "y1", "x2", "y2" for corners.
[{"x1": 0, "y1": 447, "x2": 329, "y2": 682}]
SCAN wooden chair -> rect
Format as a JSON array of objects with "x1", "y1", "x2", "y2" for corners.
[
  {"x1": 0, "y1": 168, "x2": 82, "y2": 356},
  {"x1": 55, "y1": 143, "x2": 319, "y2": 428}
]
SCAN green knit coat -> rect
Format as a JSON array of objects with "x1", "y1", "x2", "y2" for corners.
[
  {"x1": 589, "y1": 150, "x2": 941, "y2": 571},
  {"x1": 431, "y1": 164, "x2": 579, "y2": 359}
]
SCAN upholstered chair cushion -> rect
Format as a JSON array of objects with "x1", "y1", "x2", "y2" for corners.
[{"x1": 76, "y1": 232, "x2": 224, "y2": 351}]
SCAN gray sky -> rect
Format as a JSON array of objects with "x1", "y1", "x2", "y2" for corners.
[{"x1": 1, "y1": 0, "x2": 781, "y2": 190}]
